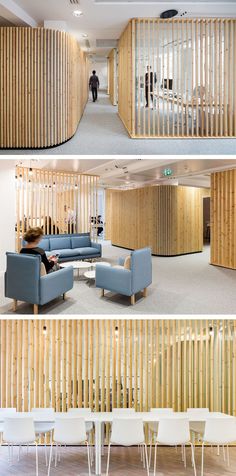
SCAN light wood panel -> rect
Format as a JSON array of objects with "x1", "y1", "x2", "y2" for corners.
[
  {"x1": 108, "y1": 185, "x2": 210, "y2": 255},
  {"x1": 15, "y1": 166, "x2": 99, "y2": 251},
  {"x1": 211, "y1": 168, "x2": 236, "y2": 269},
  {"x1": 0, "y1": 319, "x2": 235, "y2": 417},
  {"x1": 118, "y1": 18, "x2": 236, "y2": 138},
  {"x1": 0, "y1": 27, "x2": 89, "y2": 149},
  {"x1": 108, "y1": 49, "x2": 118, "y2": 106},
  {"x1": 118, "y1": 21, "x2": 135, "y2": 135}
]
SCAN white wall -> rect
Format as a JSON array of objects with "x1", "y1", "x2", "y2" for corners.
[
  {"x1": 0, "y1": 162, "x2": 16, "y2": 308},
  {"x1": 89, "y1": 61, "x2": 108, "y2": 90}
]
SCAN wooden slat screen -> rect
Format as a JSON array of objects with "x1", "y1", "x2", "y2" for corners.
[
  {"x1": 0, "y1": 319, "x2": 235, "y2": 417},
  {"x1": 119, "y1": 18, "x2": 236, "y2": 138},
  {"x1": 211, "y1": 168, "x2": 236, "y2": 269},
  {"x1": 0, "y1": 27, "x2": 89, "y2": 149},
  {"x1": 118, "y1": 21, "x2": 135, "y2": 135},
  {"x1": 15, "y1": 166, "x2": 99, "y2": 251}
]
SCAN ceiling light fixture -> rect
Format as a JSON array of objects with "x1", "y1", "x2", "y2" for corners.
[
  {"x1": 73, "y1": 9, "x2": 83, "y2": 17},
  {"x1": 82, "y1": 34, "x2": 88, "y2": 38}
]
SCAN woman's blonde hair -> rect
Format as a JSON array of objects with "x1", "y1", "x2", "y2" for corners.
[{"x1": 24, "y1": 227, "x2": 43, "y2": 243}]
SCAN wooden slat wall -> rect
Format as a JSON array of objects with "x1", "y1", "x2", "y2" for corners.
[
  {"x1": 118, "y1": 18, "x2": 236, "y2": 138},
  {"x1": 118, "y1": 21, "x2": 135, "y2": 136},
  {"x1": 108, "y1": 185, "x2": 210, "y2": 255},
  {"x1": 211, "y1": 168, "x2": 236, "y2": 269},
  {"x1": 0, "y1": 319, "x2": 235, "y2": 417},
  {"x1": 105, "y1": 189, "x2": 113, "y2": 240},
  {"x1": 15, "y1": 166, "x2": 99, "y2": 251},
  {"x1": 0, "y1": 27, "x2": 89, "y2": 149},
  {"x1": 108, "y1": 49, "x2": 118, "y2": 106}
]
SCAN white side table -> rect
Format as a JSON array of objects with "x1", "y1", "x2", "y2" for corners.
[{"x1": 60, "y1": 260, "x2": 93, "y2": 279}]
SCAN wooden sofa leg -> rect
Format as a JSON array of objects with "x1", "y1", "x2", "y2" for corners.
[
  {"x1": 13, "y1": 299, "x2": 17, "y2": 312},
  {"x1": 131, "y1": 294, "x2": 135, "y2": 305},
  {"x1": 33, "y1": 304, "x2": 39, "y2": 315},
  {"x1": 101, "y1": 289, "x2": 105, "y2": 297},
  {"x1": 143, "y1": 288, "x2": 148, "y2": 298}
]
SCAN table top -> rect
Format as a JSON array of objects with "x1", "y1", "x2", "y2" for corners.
[
  {"x1": 0, "y1": 411, "x2": 233, "y2": 424},
  {"x1": 60, "y1": 261, "x2": 93, "y2": 270},
  {"x1": 84, "y1": 270, "x2": 96, "y2": 279}
]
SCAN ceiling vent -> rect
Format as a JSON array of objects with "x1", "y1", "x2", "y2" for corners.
[
  {"x1": 69, "y1": 0, "x2": 80, "y2": 4},
  {"x1": 160, "y1": 9, "x2": 178, "y2": 19},
  {"x1": 96, "y1": 39, "x2": 118, "y2": 48}
]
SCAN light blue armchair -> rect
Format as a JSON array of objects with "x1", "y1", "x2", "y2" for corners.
[
  {"x1": 5, "y1": 253, "x2": 74, "y2": 314},
  {"x1": 95, "y1": 247, "x2": 152, "y2": 305}
]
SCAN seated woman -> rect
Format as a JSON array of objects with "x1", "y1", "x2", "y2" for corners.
[{"x1": 20, "y1": 227, "x2": 58, "y2": 274}]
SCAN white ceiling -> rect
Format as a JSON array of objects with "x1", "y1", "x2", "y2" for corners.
[
  {"x1": 1, "y1": 0, "x2": 236, "y2": 59},
  {"x1": 2, "y1": 157, "x2": 236, "y2": 188}
]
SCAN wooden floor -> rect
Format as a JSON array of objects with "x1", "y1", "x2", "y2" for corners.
[{"x1": 0, "y1": 445, "x2": 235, "y2": 475}]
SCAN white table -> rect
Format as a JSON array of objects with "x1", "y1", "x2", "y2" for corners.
[
  {"x1": 0, "y1": 411, "x2": 233, "y2": 475},
  {"x1": 84, "y1": 261, "x2": 111, "y2": 282},
  {"x1": 60, "y1": 260, "x2": 93, "y2": 279}
]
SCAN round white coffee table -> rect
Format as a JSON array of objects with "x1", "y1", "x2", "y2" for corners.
[
  {"x1": 60, "y1": 261, "x2": 93, "y2": 279},
  {"x1": 84, "y1": 262, "x2": 111, "y2": 284}
]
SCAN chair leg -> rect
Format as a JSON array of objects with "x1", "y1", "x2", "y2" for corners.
[
  {"x1": 87, "y1": 442, "x2": 91, "y2": 476},
  {"x1": 190, "y1": 443, "x2": 197, "y2": 476},
  {"x1": 34, "y1": 304, "x2": 38, "y2": 315},
  {"x1": 55, "y1": 443, "x2": 58, "y2": 467},
  {"x1": 131, "y1": 294, "x2": 135, "y2": 305},
  {"x1": 144, "y1": 444, "x2": 150, "y2": 476},
  {"x1": 35, "y1": 442, "x2": 39, "y2": 476},
  {"x1": 153, "y1": 444, "x2": 157, "y2": 476},
  {"x1": 13, "y1": 299, "x2": 17, "y2": 312},
  {"x1": 223, "y1": 445, "x2": 226, "y2": 462},
  {"x1": 143, "y1": 288, "x2": 148, "y2": 298},
  {"x1": 101, "y1": 289, "x2": 105, "y2": 297},
  {"x1": 106, "y1": 443, "x2": 111, "y2": 476},
  {"x1": 201, "y1": 443, "x2": 205, "y2": 476},
  {"x1": 44, "y1": 437, "x2": 48, "y2": 466},
  {"x1": 227, "y1": 445, "x2": 230, "y2": 466},
  {"x1": 183, "y1": 444, "x2": 186, "y2": 468},
  {"x1": 149, "y1": 440, "x2": 152, "y2": 467},
  {"x1": 47, "y1": 443, "x2": 53, "y2": 476}
]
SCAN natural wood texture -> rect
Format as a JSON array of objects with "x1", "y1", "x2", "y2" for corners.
[
  {"x1": 108, "y1": 48, "x2": 118, "y2": 106},
  {"x1": 211, "y1": 168, "x2": 236, "y2": 269},
  {"x1": 0, "y1": 319, "x2": 235, "y2": 417},
  {"x1": 0, "y1": 27, "x2": 89, "y2": 149},
  {"x1": 15, "y1": 165, "x2": 99, "y2": 251},
  {"x1": 105, "y1": 189, "x2": 113, "y2": 240},
  {"x1": 108, "y1": 185, "x2": 210, "y2": 256},
  {"x1": 118, "y1": 21, "x2": 135, "y2": 136},
  {"x1": 119, "y1": 18, "x2": 236, "y2": 138}
]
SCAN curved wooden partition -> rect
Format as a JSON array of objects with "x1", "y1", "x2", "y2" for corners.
[
  {"x1": 0, "y1": 27, "x2": 89, "y2": 148},
  {"x1": 107, "y1": 185, "x2": 210, "y2": 256},
  {"x1": 108, "y1": 48, "x2": 118, "y2": 105}
]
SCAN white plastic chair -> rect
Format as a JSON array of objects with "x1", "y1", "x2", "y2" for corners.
[
  {"x1": 0, "y1": 409, "x2": 16, "y2": 445},
  {"x1": 47, "y1": 417, "x2": 91, "y2": 476},
  {"x1": 154, "y1": 418, "x2": 196, "y2": 476},
  {"x1": 31, "y1": 408, "x2": 55, "y2": 466},
  {"x1": 148, "y1": 408, "x2": 174, "y2": 466},
  {"x1": 68, "y1": 408, "x2": 94, "y2": 463},
  {"x1": 3, "y1": 416, "x2": 38, "y2": 475},
  {"x1": 106, "y1": 418, "x2": 149, "y2": 476},
  {"x1": 201, "y1": 418, "x2": 236, "y2": 476},
  {"x1": 187, "y1": 408, "x2": 209, "y2": 445}
]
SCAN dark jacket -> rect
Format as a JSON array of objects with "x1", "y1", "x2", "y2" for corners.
[
  {"x1": 89, "y1": 74, "x2": 99, "y2": 88},
  {"x1": 20, "y1": 247, "x2": 54, "y2": 273}
]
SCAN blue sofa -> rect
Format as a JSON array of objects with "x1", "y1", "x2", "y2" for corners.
[
  {"x1": 5, "y1": 253, "x2": 74, "y2": 314},
  {"x1": 33, "y1": 233, "x2": 102, "y2": 262},
  {"x1": 95, "y1": 247, "x2": 152, "y2": 305}
]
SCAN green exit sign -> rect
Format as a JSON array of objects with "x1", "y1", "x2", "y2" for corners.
[{"x1": 163, "y1": 168, "x2": 173, "y2": 177}]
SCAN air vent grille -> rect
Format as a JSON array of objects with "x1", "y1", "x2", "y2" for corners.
[{"x1": 70, "y1": 0, "x2": 80, "y2": 4}]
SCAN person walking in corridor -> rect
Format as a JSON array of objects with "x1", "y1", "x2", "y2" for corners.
[{"x1": 89, "y1": 70, "x2": 100, "y2": 102}]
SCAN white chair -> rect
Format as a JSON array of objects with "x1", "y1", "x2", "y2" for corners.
[
  {"x1": 68, "y1": 408, "x2": 94, "y2": 463},
  {"x1": 154, "y1": 418, "x2": 196, "y2": 476},
  {"x1": 31, "y1": 407, "x2": 55, "y2": 466},
  {"x1": 148, "y1": 408, "x2": 174, "y2": 466},
  {"x1": 106, "y1": 418, "x2": 149, "y2": 476},
  {"x1": 187, "y1": 408, "x2": 209, "y2": 445},
  {"x1": 201, "y1": 418, "x2": 236, "y2": 476},
  {"x1": 47, "y1": 417, "x2": 91, "y2": 476},
  {"x1": 0, "y1": 409, "x2": 16, "y2": 445},
  {"x1": 3, "y1": 416, "x2": 38, "y2": 475}
]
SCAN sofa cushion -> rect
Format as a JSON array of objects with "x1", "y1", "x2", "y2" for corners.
[
  {"x1": 73, "y1": 247, "x2": 100, "y2": 256},
  {"x1": 71, "y1": 236, "x2": 90, "y2": 248},
  {"x1": 39, "y1": 238, "x2": 50, "y2": 251},
  {"x1": 51, "y1": 248, "x2": 77, "y2": 258},
  {"x1": 49, "y1": 237, "x2": 71, "y2": 251}
]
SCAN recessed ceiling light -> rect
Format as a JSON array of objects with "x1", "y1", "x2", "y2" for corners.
[
  {"x1": 73, "y1": 9, "x2": 83, "y2": 17},
  {"x1": 82, "y1": 34, "x2": 88, "y2": 38}
]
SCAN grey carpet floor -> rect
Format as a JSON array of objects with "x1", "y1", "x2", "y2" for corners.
[
  {"x1": 1, "y1": 91, "x2": 235, "y2": 155},
  {"x1": 1, "y1": 243, "x2": 236, "y2": 315}
]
